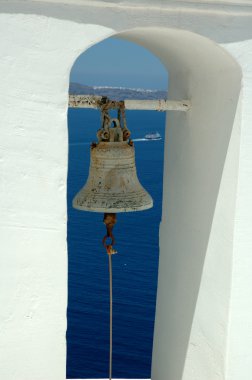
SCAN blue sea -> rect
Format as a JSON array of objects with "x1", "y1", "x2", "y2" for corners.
[{"x1": 67, "y1": 109, "x2": 165, "y2": 379}]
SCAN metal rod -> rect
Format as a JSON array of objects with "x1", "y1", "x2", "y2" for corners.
[{"x1": 68, "y1": 95, "x2": 191, "y2": 112}]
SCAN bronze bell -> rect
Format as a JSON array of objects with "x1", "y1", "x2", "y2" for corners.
[{"x1": 73, "y1": 109, "x2": 153, "y2": 213}]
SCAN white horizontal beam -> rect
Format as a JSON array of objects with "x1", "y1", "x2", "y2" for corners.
[
  {"x1": 125, "y1": 99, "x2": 190, "y2": 111},
  {"x1": 68, "y1": 95, "x2": 191, "y2": 112}
]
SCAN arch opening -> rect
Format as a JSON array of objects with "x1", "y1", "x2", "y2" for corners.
[
  {"x1": 67, "y1": 36, "x2": 168, "y2": 379},
  {"x1": 67, "y1": 26, "x2": 242, "y2": 380}
]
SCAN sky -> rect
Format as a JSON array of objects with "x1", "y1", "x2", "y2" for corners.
[{"x1": 70, "y1": 37, "x2": 168, "y2": 90}]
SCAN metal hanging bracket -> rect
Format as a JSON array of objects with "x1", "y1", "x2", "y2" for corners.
[{"x1": 97, "y1": 99, "x2": 131, "y2": 143}]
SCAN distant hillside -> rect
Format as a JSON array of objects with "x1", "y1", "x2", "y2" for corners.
[{"x1": 69, "y1": 82, "x2": 167, "y2": 100}]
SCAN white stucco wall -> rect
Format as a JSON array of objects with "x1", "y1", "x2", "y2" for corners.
[
  {"x1": 0, "y1": 1, "x2": 252, "y2": 380},
  {"x1": 122, "y1": 30, "x2": 240, "y2": 380},
  {"x1": 224, "y1": 40, "x2": 252, "y2": 380},
  {"x1": 0, "y1": 14, "x2": 114, "y2": 380}
]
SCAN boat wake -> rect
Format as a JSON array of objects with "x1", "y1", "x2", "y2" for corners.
[{"x1": 132, "y1": 138, "x2": 148, "y2": 142}]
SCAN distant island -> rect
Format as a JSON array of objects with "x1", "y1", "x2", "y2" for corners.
[{"x1": 69, "y1": 82, "x2": 168, "y2": 100}]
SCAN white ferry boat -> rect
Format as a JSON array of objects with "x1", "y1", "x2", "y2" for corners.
[{"x1": 144, "y1": 132, "x2": 162, "y2": 140}]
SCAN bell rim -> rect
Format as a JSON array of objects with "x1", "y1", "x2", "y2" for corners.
[{"x1": 72, "y1": 200, "x2": 153, "y2": 213}]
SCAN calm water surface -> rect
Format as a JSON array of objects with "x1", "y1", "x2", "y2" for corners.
[{"x1": 67, "y1": 109, "x2": 165, "y2": 378}]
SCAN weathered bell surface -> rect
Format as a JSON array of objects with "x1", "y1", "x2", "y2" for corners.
[{"x1": 73, "y1": 140, "x2": 153, "y2": 212}]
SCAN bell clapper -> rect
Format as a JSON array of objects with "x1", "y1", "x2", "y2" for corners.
[{"x1": 102, "y1": 212, "x2": 117, "y2": 254}]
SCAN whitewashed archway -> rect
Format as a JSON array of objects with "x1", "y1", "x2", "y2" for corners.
[
  {"x1": 0, "y1": 13, "x2": 242, "y2": 380},
  {"x1": 70, "y1": 27, "x2": 241, "y2": 380}
]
